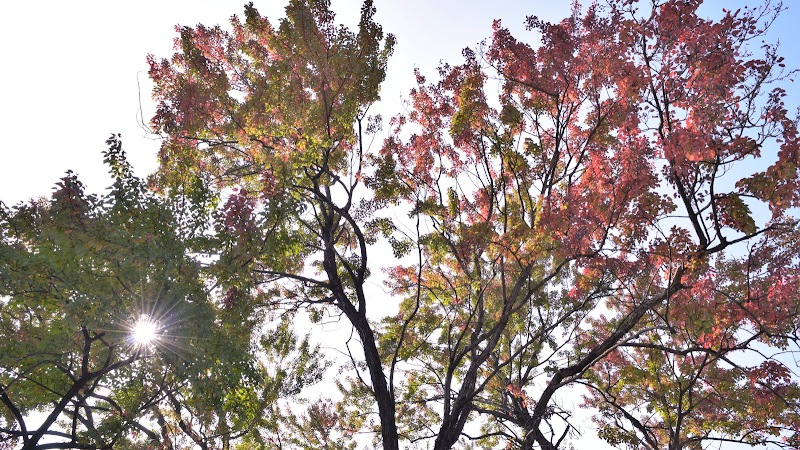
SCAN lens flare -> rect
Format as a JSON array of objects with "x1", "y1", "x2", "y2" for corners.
[{"x1": 132, "y1": 315, "x2": 158, "y2": 345}]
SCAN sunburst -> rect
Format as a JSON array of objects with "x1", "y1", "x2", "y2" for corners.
[{"x1": 131, "y1": 315, "x2": 159, "y2": 347}]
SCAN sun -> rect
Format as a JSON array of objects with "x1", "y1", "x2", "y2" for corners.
[{"x1": 132, "y1": 315, "x2": 159, "y2": 345}]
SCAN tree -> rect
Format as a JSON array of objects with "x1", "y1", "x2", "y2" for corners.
[
  {"x1": 146, "y1": 0, "x2": 800, "y2": 449},
  {"x1": 379, "y1": 1, "x2": 800, "y2": 449},
  {"x1": 148, "y1": 1, "x2": 399, "y2": 448},
  {"x1": 0, "y1": 136, "x2": 327, "y2": 450}
]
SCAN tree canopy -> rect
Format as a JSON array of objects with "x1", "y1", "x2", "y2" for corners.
[
  {"x1": 4, "y1": 0, "x2": 800, "y2": 449},
  {"x1": 0, "y1": 136, "x2": 326, "y2": 450}
]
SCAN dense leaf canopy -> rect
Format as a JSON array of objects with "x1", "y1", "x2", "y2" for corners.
[
  {"x1": 4, "y1": 1, "x2": 800, "y2": 449},
  {"x1": 0, "y1": 136, "x2": 326, "y2": 450}
]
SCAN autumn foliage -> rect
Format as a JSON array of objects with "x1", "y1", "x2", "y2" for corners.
[
  {"x1": 4, "y1": 0, "x2": 800, "y2": 449},
  {"x1": 142, "y1": 0, "x2": 800, "y2": 449}
]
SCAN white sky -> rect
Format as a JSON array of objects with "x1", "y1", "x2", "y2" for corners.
[{"x1": 1, "y1": 1, "x2": 798, "y2": 447}]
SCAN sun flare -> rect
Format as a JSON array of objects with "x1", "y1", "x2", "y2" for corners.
[{"x1": 132, "y1": 316, "x2": 158, "y2": 345}]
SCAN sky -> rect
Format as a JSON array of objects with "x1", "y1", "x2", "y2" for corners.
[
  {"x1": 0, "y1": 0, "x2": 573, "y2": 205},
  {"x1": 1, "y1": 0, "x2": 799, "y2": 447},
  {"x1": 3, "y1": 0, "x2": 796, "y2": 206}
]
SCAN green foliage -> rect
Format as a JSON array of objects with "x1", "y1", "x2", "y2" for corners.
[{"x1": 0, "y1": 136, "x2": 331, "y2": 450}]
